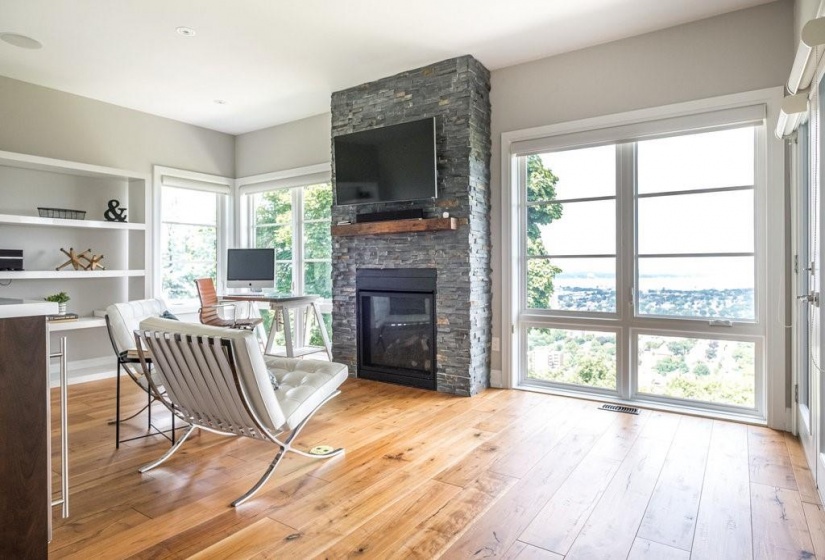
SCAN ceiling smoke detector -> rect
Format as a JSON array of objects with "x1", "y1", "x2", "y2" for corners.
[
  {"x1": 0, "y1": 33, "x2": 42, "y2": 49},
  {"x1": 175, "y1": 27, "x2": 196, "y2": 37}
]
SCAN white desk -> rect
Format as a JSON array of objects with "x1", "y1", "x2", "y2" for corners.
[{"x1": 222, "y1": 293, "x2": 332, "y2": 360}]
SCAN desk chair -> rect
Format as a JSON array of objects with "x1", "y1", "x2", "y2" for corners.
[
  {"x1": 135, "y1": 317, "x2": 347, "y2": 506},
  {"x1": 194, "y1": 278, "x2": 263, "y2": 330},
  {"x1": 104, "y1": 299, "x2": 180, "y2": 448}
]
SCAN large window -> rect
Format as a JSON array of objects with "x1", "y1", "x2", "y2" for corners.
[
  {"x1": 250, "y1": 182, "x2": 332, "y2": 298},
  {"x1": 248, "y1": 181, "x2": 333, "y2": 345},
  {"x1": 155, "y1": 168, "x2": 229, "y2": 311},
  {"x1": 512, "y1": 102, "x2": 774, "y2": 416}
]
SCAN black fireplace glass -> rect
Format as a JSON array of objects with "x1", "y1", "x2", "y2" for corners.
[{"x1": 360, "y1": 292, "x2": 434, "y2": 374}]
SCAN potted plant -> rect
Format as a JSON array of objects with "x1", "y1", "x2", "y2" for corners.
[{"x1": 45, "y1": 292, "x2": 70, "y2": 315}]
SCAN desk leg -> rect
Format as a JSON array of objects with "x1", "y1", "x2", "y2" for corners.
[
  {"x1": 312, "y1": 302, "x2": 333, "y2": 360},
  {"x1": 282, "y1": 307, "x2": 294, "y2": 358},
  {"x1": 265, "y1": 306, "x2": 279, "y2": 355}
]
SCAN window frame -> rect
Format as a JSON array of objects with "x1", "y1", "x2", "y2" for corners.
[
  {"x1": 236, "y1": 163, "x2": 332, "y2": 311},
  {"x1": 500, "y1": 88, "x2": 785, "y2": 426},
  {"x1": 152, "y1": 166, "x2": 232, "y2": 313}
]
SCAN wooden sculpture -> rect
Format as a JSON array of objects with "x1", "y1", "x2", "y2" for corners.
[
  {"x1": 56, "y1": 247, "x2": 106, "y2": 271},
  {"x1": 56, "y1": 248, "x2": 92, "y2": 271}
]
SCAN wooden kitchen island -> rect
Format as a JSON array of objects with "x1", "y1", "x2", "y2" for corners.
[{"x1": 0, "y1": 299, "x2": 57, "y2": 559}]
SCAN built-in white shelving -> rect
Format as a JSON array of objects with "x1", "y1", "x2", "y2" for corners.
[
  {"x1": 47, "y1": 317, "x2": 107, "y2": 332},
  {"x1": 0, "y1": 149, "x2": 151, "y2": 385},
  {"x1": 0, "y1": 213, "x2": 146, "y2": 230},
  {"x1": 0, "y1": 270, "x2": 146, "y2": 280}
]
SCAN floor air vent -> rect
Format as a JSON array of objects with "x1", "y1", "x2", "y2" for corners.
[{"x1": 599, "y1": 404, "x2": 640, "y2": 415}]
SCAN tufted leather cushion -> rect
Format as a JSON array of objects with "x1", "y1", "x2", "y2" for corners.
[
  {"x1": 138, "y1": 316, "x2": 288, "y2": 432},
  {"x1": 137, "y1": 317, "x2": 348, "y2": 434},
  {"x1": 106, "y1": 299, "x2": 168, "y2": 353},
  {"x1": 264, "y1": 357, "x2": 349, "y2": 430}
]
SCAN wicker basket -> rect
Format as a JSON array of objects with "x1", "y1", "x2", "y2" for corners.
[{"x1": 37, "y1": 207, "x2": 86, "y2": 220}]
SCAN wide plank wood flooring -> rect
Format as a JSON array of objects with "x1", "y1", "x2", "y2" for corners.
[{"x1": 48, "y1": 376, "x2": 825, "y2": 559}]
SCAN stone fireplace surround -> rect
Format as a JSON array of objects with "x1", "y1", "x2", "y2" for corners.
[{"x1": 330, "y1": 55, "x2": 492, "y2": 396}]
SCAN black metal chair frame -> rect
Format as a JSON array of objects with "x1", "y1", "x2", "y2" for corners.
[{"x1": 105, "y1": 314, "x2": 182, "y2": 448}]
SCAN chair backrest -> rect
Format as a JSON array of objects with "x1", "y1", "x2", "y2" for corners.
[
  {"x1": 136, "y1": 317, "x2": 287, "y2": 436},
  {"x1": 106, "y1": 299, "x2": 168, "y2": 354},
  {"x1": 194, "y1": 278, "x2": 222, "y2": 325}
]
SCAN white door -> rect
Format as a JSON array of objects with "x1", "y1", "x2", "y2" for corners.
[
  {"x1": 812, "y1": 81, "x2": 825, "y2": 492},
  {"x1": 794, "y1": 119, "x2": 817, "y2": 473}
]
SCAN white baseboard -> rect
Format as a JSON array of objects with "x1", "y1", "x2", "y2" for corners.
[
  {"x1": 49, "y1": 357, "x2": 116, "y2": 387},
  {"x1": 490, "y1": 369, "x2": 503, "y2": 389}
]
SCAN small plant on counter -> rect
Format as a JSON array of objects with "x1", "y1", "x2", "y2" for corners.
[
  {"x1": 44, "y1": 292, "x2": 70, "y2": 304},
  {"x1": 44, "y1": 292, "x2": 70, "y2": 314}
]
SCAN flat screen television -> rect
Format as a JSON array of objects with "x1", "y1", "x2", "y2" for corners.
[
  {"x1": 226, "y1": 248, "x2": 274, "y2": 291},
  {"x1": 334, "y1": 117, "x2": 437, "y2": 206}
]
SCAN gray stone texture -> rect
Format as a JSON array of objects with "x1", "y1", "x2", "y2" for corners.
[{"x1": 330, "y1": 55, "x2": 492, "y2": 396}]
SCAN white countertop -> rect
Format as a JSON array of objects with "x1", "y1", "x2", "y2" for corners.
[{"x1": 0, "y1": 298, "x2": 59, "y2": 319}]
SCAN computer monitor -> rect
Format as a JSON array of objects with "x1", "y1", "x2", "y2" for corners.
[{"x1": 226, "y1": 248, "x2": 275, "y2": 291}]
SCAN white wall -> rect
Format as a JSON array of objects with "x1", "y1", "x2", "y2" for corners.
[
  {"x1": 0, "y1": 76, "x2": 235, "y2": 176},
  {"x1": 489, "y1": 0, "x2": 794, "y2": 371},
  {"x1": 795, "y1": 0, "x2": 821, "y2": 41},
  {"x1": 235, "y1": 113, "x2": 331, "y2": 177}
]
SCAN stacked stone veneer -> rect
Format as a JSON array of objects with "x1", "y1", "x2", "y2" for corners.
[{"x1": 330, "y1": 55, "x2": 492, "y2": 396}]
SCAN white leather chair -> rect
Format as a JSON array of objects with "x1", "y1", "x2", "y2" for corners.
[
  {"x1": 134, "y1": 317, "x2": 348, "y2": 507},
  {"x1": 105, "y1": 299, "x2": 177, "y2": 448}
]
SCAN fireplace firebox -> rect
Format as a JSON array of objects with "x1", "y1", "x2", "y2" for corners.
[{"x1": 356, "y1": 268, "x2": 436, "y2": 389}]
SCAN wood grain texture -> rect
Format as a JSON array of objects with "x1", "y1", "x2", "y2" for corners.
[
  {"x1": 500, "y1": 541, "x2": 564, "y2": 560},
  {"x1": 636, "y1": 415, "x2": 712, "y2": 551},
  {"x1": 691, "y1": 421, "x2": 753, "y2": 560},
  {"x1": 44, "y1": 376, "x2": 825, "y2": 559},
  {"x1": 627, "y1": 538, "x2": 690, "y2": 560},
  {"x1": 750, "y1": 483, "x2": 816, "y2": 560},
  {"x1": 802, "y1": 502, "x2": 825, "y2": 559},
  {"x1": 0, "y1": 315, "x2": 48, "y2": 559},
  {"x1": 564, "y1": 412, "x2": 680, "y2": 560},
  {"x1": 331, "y1": 217, "x2": 457, "y2": 237},
  {"x1": 785, "y1": 431, "x2": 821, "y2": 505},
  {"x1": 749, "y1": 426, "x2": 797, "y2": 490}
]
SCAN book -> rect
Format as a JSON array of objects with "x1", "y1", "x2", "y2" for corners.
[{"x1": 46, "y1": 313, "x2": 79, "y2": 322}]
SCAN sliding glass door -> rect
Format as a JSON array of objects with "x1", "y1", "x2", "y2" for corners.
[{"x1": 517, "y1": 120, "x2": 765, "y2": 416}]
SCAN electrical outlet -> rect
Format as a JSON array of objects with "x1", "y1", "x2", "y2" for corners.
[{"x1": 492, "y1": 337, "x2": 500, "y2": 352}]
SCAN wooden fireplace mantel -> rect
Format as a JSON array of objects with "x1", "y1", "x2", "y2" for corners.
[{"x1": 331, "y1": 217, "x2": 458, "y2": 237}]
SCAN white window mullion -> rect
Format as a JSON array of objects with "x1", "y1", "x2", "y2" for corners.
[{"x1": 618, "y1": 142, "x2": 635, "y2": 400}]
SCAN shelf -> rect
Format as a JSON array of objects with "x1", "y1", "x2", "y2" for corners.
[
  {"x1": 0, "y1": 270, "x2": 145, "y2": 280},
  {"x1": 0, "y1": 213, "x2": 145, "y2": 231},
  {"x1": 47, "y1": 317, "x2": 107, "y2": 332},
  {"x1": 331, "y1": 217, "x2": 457, "y2": 237}
]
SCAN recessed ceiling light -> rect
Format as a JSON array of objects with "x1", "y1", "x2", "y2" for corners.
[
  {"x1": 214, "y1": 99, "x2": 228, "y2": 105},
  {"x1": 0, "y1": 33, "x2": 42, "y2": 49},
  {"x1": 176, "y1": 27, "x2": 196, "y2": 37}
]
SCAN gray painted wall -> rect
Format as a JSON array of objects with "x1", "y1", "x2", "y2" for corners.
[
  {"x1": 795, "y1": 0, "x2": 820, "y2": 42},
  {"x1": 0, "y1": 76, "x2": 234, "y2": 176},
  {"x1": 235, "y1": 113, "x2": 331, "y2": 177}
]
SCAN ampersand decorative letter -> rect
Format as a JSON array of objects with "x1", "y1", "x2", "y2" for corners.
[{"x1": 104, "y1": 199, "x2": 127, "y2": 222}]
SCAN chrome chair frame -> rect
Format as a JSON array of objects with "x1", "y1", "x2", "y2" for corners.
[{"x1": 134, "y1": 327, "x2": 343, "y2": 507}]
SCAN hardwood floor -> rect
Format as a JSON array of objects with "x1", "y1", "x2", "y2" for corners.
[{"x1": 48, "y1": 376, "x2": 825, "y2": 559}]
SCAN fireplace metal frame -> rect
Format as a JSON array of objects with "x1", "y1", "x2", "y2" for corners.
[{"x1": 356, "y1": 268, "x2": 437, "y2": 390}]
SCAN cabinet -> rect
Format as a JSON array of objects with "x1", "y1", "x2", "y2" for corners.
[
  {"x1": 0, "y1": 150, "x2": 151, "y2": 381},
  {"x1": 0, "y1": 315, "x2": 49, "y2": 558}
]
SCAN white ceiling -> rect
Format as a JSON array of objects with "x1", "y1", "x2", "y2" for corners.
[{"x1": 1, "y1": 0, "x2": 776, "y2": 135}]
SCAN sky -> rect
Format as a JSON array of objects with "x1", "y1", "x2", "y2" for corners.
[{"x1": 535, "y1": 126, "x2": 756, "y2": 290}]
